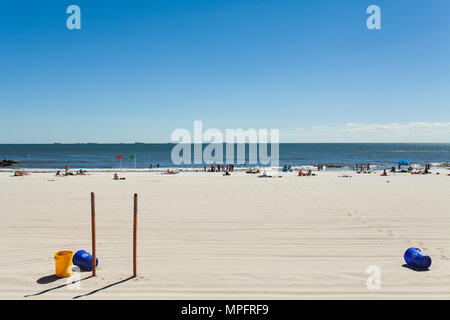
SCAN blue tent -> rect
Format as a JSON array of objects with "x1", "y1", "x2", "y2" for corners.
[{"x1": 397, "y1": 160, "x2": 410, "y2": 166}]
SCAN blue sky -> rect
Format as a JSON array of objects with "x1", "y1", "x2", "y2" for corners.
[{"x1": 1, "y1": 0, "x2": 449, "y2": 143}]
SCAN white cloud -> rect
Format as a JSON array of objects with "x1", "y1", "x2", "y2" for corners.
[{"x1": 282, "y1": 122, "x2": 450, "y2": 142}]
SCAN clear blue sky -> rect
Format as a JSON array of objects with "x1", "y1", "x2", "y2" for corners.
[{"x1": 1, "y1": 0, "x2": 449, "y2": 143}]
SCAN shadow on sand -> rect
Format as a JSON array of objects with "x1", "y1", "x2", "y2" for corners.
[
  {"x1": 25, "y1": 275, "x2": 94, "y2": 297},
  {"x1": 401, "y1": 263, "x2": 430, "y2": 272},
  {"x1": 72, "y1": 276, "x2": 135, "y2": 299},
  {"x1": 36, "y1": 275, "x2": 59, "y2": 284}
]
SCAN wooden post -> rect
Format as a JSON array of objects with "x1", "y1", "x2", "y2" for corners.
[
  {"x1": 91, "y1": 192, "x2": 97, "y2": 276},
  {"x1": 133, "y1": 193, "x2": 138, "y2": 277}
]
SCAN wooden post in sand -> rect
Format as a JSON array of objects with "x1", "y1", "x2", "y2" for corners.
[
  {"x1": 133, "y1": 193, "x2": 138, "y2": 277},
  {"x1": 91, "y1": 192, "x2": 97, "y2": 276}
]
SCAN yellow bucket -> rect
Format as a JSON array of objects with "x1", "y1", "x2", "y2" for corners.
[{"x1": 54, "y1": 251, "x2": 74, "y2": 278}]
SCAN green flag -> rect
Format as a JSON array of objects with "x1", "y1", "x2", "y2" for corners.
[{"x1": 130, "y1": 154, "x2": 135, "y2": 159}]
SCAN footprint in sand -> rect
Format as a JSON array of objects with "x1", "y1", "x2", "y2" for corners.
[{"x1": 437, "y1": 248, "x2": 449, "y2": 260}]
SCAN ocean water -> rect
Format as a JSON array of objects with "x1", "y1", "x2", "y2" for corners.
[{"x1": 0, "y1": 143, "x2": 449, "y2": 170}]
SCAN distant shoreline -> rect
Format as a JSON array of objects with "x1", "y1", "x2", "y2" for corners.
[{"x1": 2, "y1": 164, "x2": 449, "y2": 173}]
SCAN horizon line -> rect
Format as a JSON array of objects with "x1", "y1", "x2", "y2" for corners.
[{"x1": 1, "y1": 142, "x2": 449, "y2": 145}]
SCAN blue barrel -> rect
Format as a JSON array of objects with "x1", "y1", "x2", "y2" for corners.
[
  {"x1": 404, "y1": 248, "x2": 431, "y2": 270},
  {"x1": 73, "y1": 250, "x2": 98, "y2": 271}
]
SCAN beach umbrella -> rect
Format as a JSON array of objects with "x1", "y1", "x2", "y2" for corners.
[{"x1": 397, "y1": 160, "x2": 410, "y2": 166}]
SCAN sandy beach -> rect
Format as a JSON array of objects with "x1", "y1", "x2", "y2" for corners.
[{"x1": 0, "y1": 169, "x2": 449, "y2": 299}]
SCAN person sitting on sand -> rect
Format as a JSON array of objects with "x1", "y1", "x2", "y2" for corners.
[
  {"x1": 55, "y1": 170, "x2": 61, "y2": 176},
  {"x1": 298, "y1": 170, "x2": 307, "y2": 176},
  {"x1": 223, "y1": 171, "x2": 231, "y2": 176},
  {"x1": 114, "y1": 173, "x2": 125, "y2": 180},
  {"x1": 381, "y1": 169, "x2": 388, "y2": 176}
]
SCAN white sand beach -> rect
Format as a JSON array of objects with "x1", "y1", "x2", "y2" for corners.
[{"x1": 0, "y1": 169, "x2": 449, "y2": 299}]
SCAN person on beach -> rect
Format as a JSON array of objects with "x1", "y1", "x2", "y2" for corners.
[
  {"x1": 55, "y1": 170, "x2": 61, "y2": 176},
  {"x1": 381, "y1": 169, "x2": 388, "y2": 176},
  {"x1": 163, "y1": 169, "x2": 178, "y2": 174},
  {"x1": 259, "y1": 170, "x2": 270, "y2": 178},
  {"x1": 65, "y1": 165, "x2": 69, "y2": 176},
  {"x1": 13, "y1": 170, "x2": 29, "y2": 176},
  {"x1": 114, "y1": 173, "x2": 125, "y2": 180}
]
